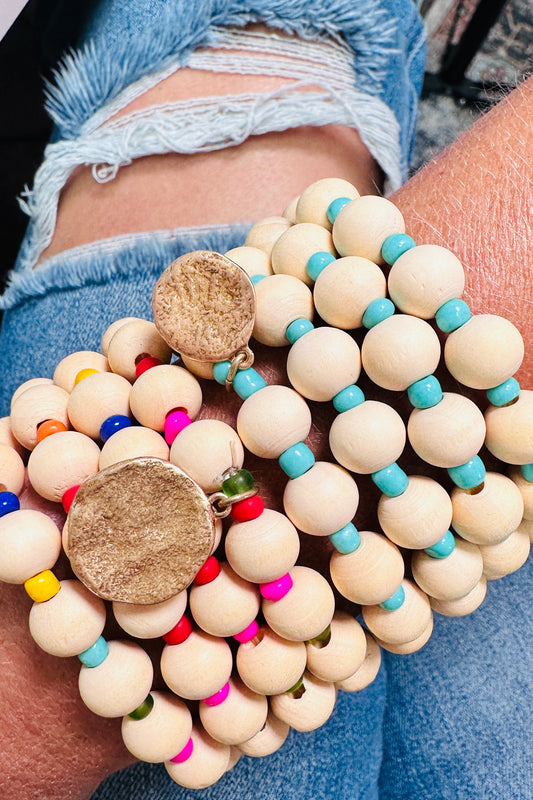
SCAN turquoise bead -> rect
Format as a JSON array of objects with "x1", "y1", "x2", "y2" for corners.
[
  {"x1": 486, "y1": 378, "x2": 520, "y2": 407},
  {"x1": 327, "y1": 196, "x2": 352, "y2": 224},
  {"x1": 78, "y1": 636, "x2": 109, "y2": 668},
  {"x1": 333, "y1": 384, "x2": 365, "y2": 413},
  {"x1": 279, "y1": 442, "x2": 315, "y2": 479},
  {"x1": 286, "y1": 318, "x2": 314, "y2": 343},
  {"x1": 329, "y1": 523, "x2": 361, "y2": 554},
  {"x1": 407, "y1": 375, "x2": 443, "y2": 409},
  {"x1": 251, "y1": 274, "x2": 266, "y2": 285},
  {"x1": 372, "y1": 463, "x2": 409, "y2": 497},
  {"x1": 425, "y1": 530, "x2": 456, "y2": 558},
  {"x1": 520, "y1": 464, "x2": 533, "y2": 483},
  {"x1": 380, "y1": 585, "x2": 405, "y2": 610},
  {"x1": 233, "y1": 367, "x2": 267, "y2": 399},
  {"x1": 381, "y1": 233, "x2": 416, "y2": 265},
  {"x1": 306, "y1": 251, "x2": 335, "y2": 281},
  {"x1": 362, "y1": 298, "x2": 395, "y2": 329},
  {"x1": 435, "y1": 299, "x2": 471, "y2": 332},
  {"x1": 213, "y1": 361, "x2": 231, "y2": 385},
  {"x1": 448, "y1": 456, "x2": 486, "y2": 489}
]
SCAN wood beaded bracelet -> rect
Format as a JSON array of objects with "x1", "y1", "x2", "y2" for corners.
[{"x1": 0, "y1": 177, "x2": 531, "y2": 789}]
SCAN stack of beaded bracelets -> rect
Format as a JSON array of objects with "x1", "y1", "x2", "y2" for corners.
[{"x1": 1, "y1": 177, "x2": 532, "y2": 790}]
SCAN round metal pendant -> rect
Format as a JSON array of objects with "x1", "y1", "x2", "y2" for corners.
[
  {"x1": 152, "y1": 250, "x2": 256, "y2": 363},
  {"x1": 67, "y1": 458, "x2": 215, "y2": 604}
]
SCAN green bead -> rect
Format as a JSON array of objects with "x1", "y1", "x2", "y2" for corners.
[
  {"x1": 222, "y1": 469, "x2": 255, "y2": 497},
  {"x1": 128, "y1": 694, "x2": 154, "y2": 720}
]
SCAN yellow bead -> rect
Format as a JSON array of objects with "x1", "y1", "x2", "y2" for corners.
[
  {"x1": 24, "y1": 570, "x2": 61, "y2": 602},
  {"x1": 75, "y1": 368, "x2": 99, "y2": 385}
]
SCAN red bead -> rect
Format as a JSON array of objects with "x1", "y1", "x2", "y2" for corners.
[
  {"x1": 231, "y1": 495, "x2": 264, "y2": 522},
  {"x1": 135, "y1": 356, "x2": 162, "y2": 378},
  {"x1": 193, "y1": 555, "x2": 220, "y2": 585},
  {"x1": 62, "y1": 485, "x2": 80, "y2": 513},
  {"x1": 163, "y1": 613, "x2": 193, "y2": 645}
]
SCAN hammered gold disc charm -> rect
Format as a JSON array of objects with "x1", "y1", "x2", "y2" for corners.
[
  {"x1": 67, "y1": 458, "x2": 215, "y2": 604},
  {"x1": 152, "y1": 250, "x2": 255, "y2": 362}
]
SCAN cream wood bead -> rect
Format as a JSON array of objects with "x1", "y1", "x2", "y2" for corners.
[
  {"x1": 160, "y1": 630, "x2": 233, "y2": 700},
  {"x1": 262, "y1": 565, "x2": 335, "y2": 642},
  {"x1": 245, "y1": 216, "x2": 291, "y2": 256},
  {"x1": 518, "y1": 517, "x2": 533, "y2": 543},
  {"x1": 444, "y1": 314, "x2": 524, "y2": 390},
  {"x1": 189, "y1": 563, "x2": 260, "y2": 638},
  {"x1": 107, "y1": 318, "x2": 172, "y2": 382},
  {"x1": 224, "y1": 245, "x2": 273, "y2": 279},
  {"x1": 329, "y1": 400, "x2": 406, "y2": 474},
  {"x1": 227, "y1": 746, "x2": 242, "y2": 772},
  {"x1": 313, "y1": 256, "x2": 387, "y2": 330},
  {"x1": 509, "y1": 468, "x2": 533, "y2": 520},
  {"x1": 99, "y1": 425, "x2": 169, "y2": 470},
  {"x1": 430, "y1": 578, "x2": 487, "y2": 617},
  {"x1": 67, "y1": 372, "x2": 131, "y2": 439},
  {"x1": 335, "y1": 631, "x2": 381, "y2": 693},
  {"x1": 295, "y1": 178, "x2": 359, "y2": 229},
  {"x1": 236, "y1": 627, "x2": 307, "y2": 695},
  {"x1": 62, "y1": 519, "x2": 70, "y2": 556},
  {"x1": 238, "y1": 712, "x2": 290, "y2": 757},
  {"x1": 407, "y1": 392, "x2": 486, "y2": 468},
  {"x1": 11, "y1": 377, "x2": 53, "y2": 408},
  {"x1": 28, "y1": 579, "x2": 106, "y2": 657},
  {"x1": 225, "y1": 508, "x2": 300, "y2": 584},
  {"x1": 283, "y1": 461, "x2": 359, "y2": 536},
  {"x1": 271, "y1": 222, "x2": 335, "y2": 286},
  {"x1": 451, "y1": 472, "x2": 524, "y2": 545},
  {"x1": 283, "y1": 195, "x2": 299, "y2": 224},
  {"x1": 237, "y1": 385, "x2": 312, "y2": 459},
  {"x1": 332, "y1": 195, "x2": 405, "y2": 263},
  {"x1": 27, "y1": 430, "x2": 100, "y2": 502},
  {"x1": 53, "y1": 351, "x2": 109, "y2": 392},
  {"x1": 199, "y1": 678, "x2": 268, "y2": 746},
  {"x1": 253, "y1": 274, "x2": 314, "y2": 347},
  {"x1": 376, "y1": 617, "x2": 434, "y2": 654},
  {"x1": 270, "y1": 670, "x2": 336, "y2": 732},
  {"x1": 78, "y1": 640, "x2": 153, "y2": 717},
  {"x1": 10, "y1": 383, "x2": 70, "y2": 450},
  {"x1": 129, "y1": 364, "x2": 202, "y2": 432},
  {"x1": 479, "y1": 529, "x2": 530, "y2": 579},
  {"x1": 113, "y1": 591, "x2": 188, "y2": 639},
  {"x1": 0, "y1": 416, "x2": 26, "y2": 455},
  {"x1": 305, "y1": 611, "x2": 367, "y2": 682},
  {"x1": 329, "y1": 530, "x2": 404, "y2": 605},
  {"x1": 170, "y1": 419, "x2": 243, "y2": 493},
  {"x1": 411, "y1": 539, "x2": 483, "y2": 600},
  {"x1": 387, "y1": 244, "x2": 465, "y2": 318},
  {"x1": 180, "y1": 355, "x2": 215, "y2": 380},
  {"x1": 165, "y1": 726, "x2": 230, "y2": 790},
  {"x1": 100, "y1": 317, "x2": 139, "y2": 356},
  {"x1": 361, "y1": 315, "x2": 441, "y2": 392},
  {"x1": 485, "y1": 390, "x2": 533, "y2": 464},
  {"x1": 287, "y1": 327, "x2": 361, "y2": 401},
  {"x1": 362, "y1": 580, "x2": 432, "y2": 645},
  {"x1": 211, "y1": 518, "x2": 224, "y2": 555},
  {"x1": 377, "y1": 476, "x2": 453, "y2": 549},
  {"x1": 0, "y1": 443, "x2": 24, "y2": 495},
  {"x1": 0, "y1": 509, "x2": 61, "y2": 583},
  {"x1": 122, "y1": 691, "x2": 192, "y2": 763}
]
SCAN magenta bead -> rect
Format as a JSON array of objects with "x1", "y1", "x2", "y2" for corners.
[
  {"x1": 164, "y1": 410, "x2": 192, "y2": 445},
  {"x1": 260, "y1": 573, "x2": 293, "y2": 601},
  {"x1": 170, "y1": 737, "x2": 194, "y2": 763},
  {"x1": 234, "y1": 619, "x2": 259, "y2": 643},
  {"x1": 202, "y1": 681, "x2": 230, "y2": 707}
]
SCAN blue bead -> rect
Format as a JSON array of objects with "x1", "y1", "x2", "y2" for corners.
[
  {"x1": 0, "y1": 491, "x2": 20, "y2": 517},
  {"x1": 425, "y1": 530, "x2": 456, "y2": 558},
  {"x1": 278, "y1": 442, "x2": 315, "y2": 479},
  {"x1": 486, "y1": 378, "x2": 520, "y2": 407},
  {"x1": 213, "y1": 361, "x2": 231, "y2": 385},
  {"x1": 99, "y1": 414, "x2": 132, "y2": 442},
  {"x1": 407, "y1": 375, "x2": 443, "y2": 409},
  {"x1": 448, "y1": 456, "x2": 486, "y2": 489},
  {"x1": 380, "y1": 585, "x2": 405, "y2": 610},
  {"x1": 78, "y1": 636, "x2": 109, "y2": 668},
  {"x1": 286, "y1": 318, "x2": 314, "y2": 344},
  {"x1": 362, "y1": 298, "x2": 395, "y2": 329},
  {"x1": 435, "y1": 299, "x2": 471, "y2": 332},
  {"x1": 306, "y1": 251, "x2": 336, "y2": 282},
  {"x1": 251, "y1": 274, "x2": 266, "y2": 285},
  {"x1": 233, "y1": 368, "x2": 267, "y2": 400},
  {"x1": 327, "y1": 197, "x2": 352, "y2": 224},
  {"x1": 381, "y1": 233, "x2": 416, "y2": 265},
  {"x1": 371, "y1": 463, "x2": 409, "y2": 497},
  {"x1": 520, "y1": 464, "x2": 533, "y2": 483},
  {"x1": 333, "y1": 384, "x2": 365, "y2": 413},
  {"x1": 329, "y1": 523, "x2": 361, "y2": 554}
]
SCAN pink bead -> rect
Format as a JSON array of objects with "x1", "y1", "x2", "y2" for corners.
[
  {"x1": 260, "y1": 573, "x2": 293, "y2": 601},
  {"x1": 202, "y1": 681, "x2": 230, "y2": 707},
  {"x1": 170, "y1": 737, "x2": 194, "y2": 764},
  {"x1": 164, "y1": 410, "x2": 192, "y2": 445},
  {"x1": 234, "y1": 619, "x2": 259, "y2": 643}
]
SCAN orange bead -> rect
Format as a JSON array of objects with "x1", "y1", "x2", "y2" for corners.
[{"x1": 37, "y1": 419, "x2": 68, "y2": 442}]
